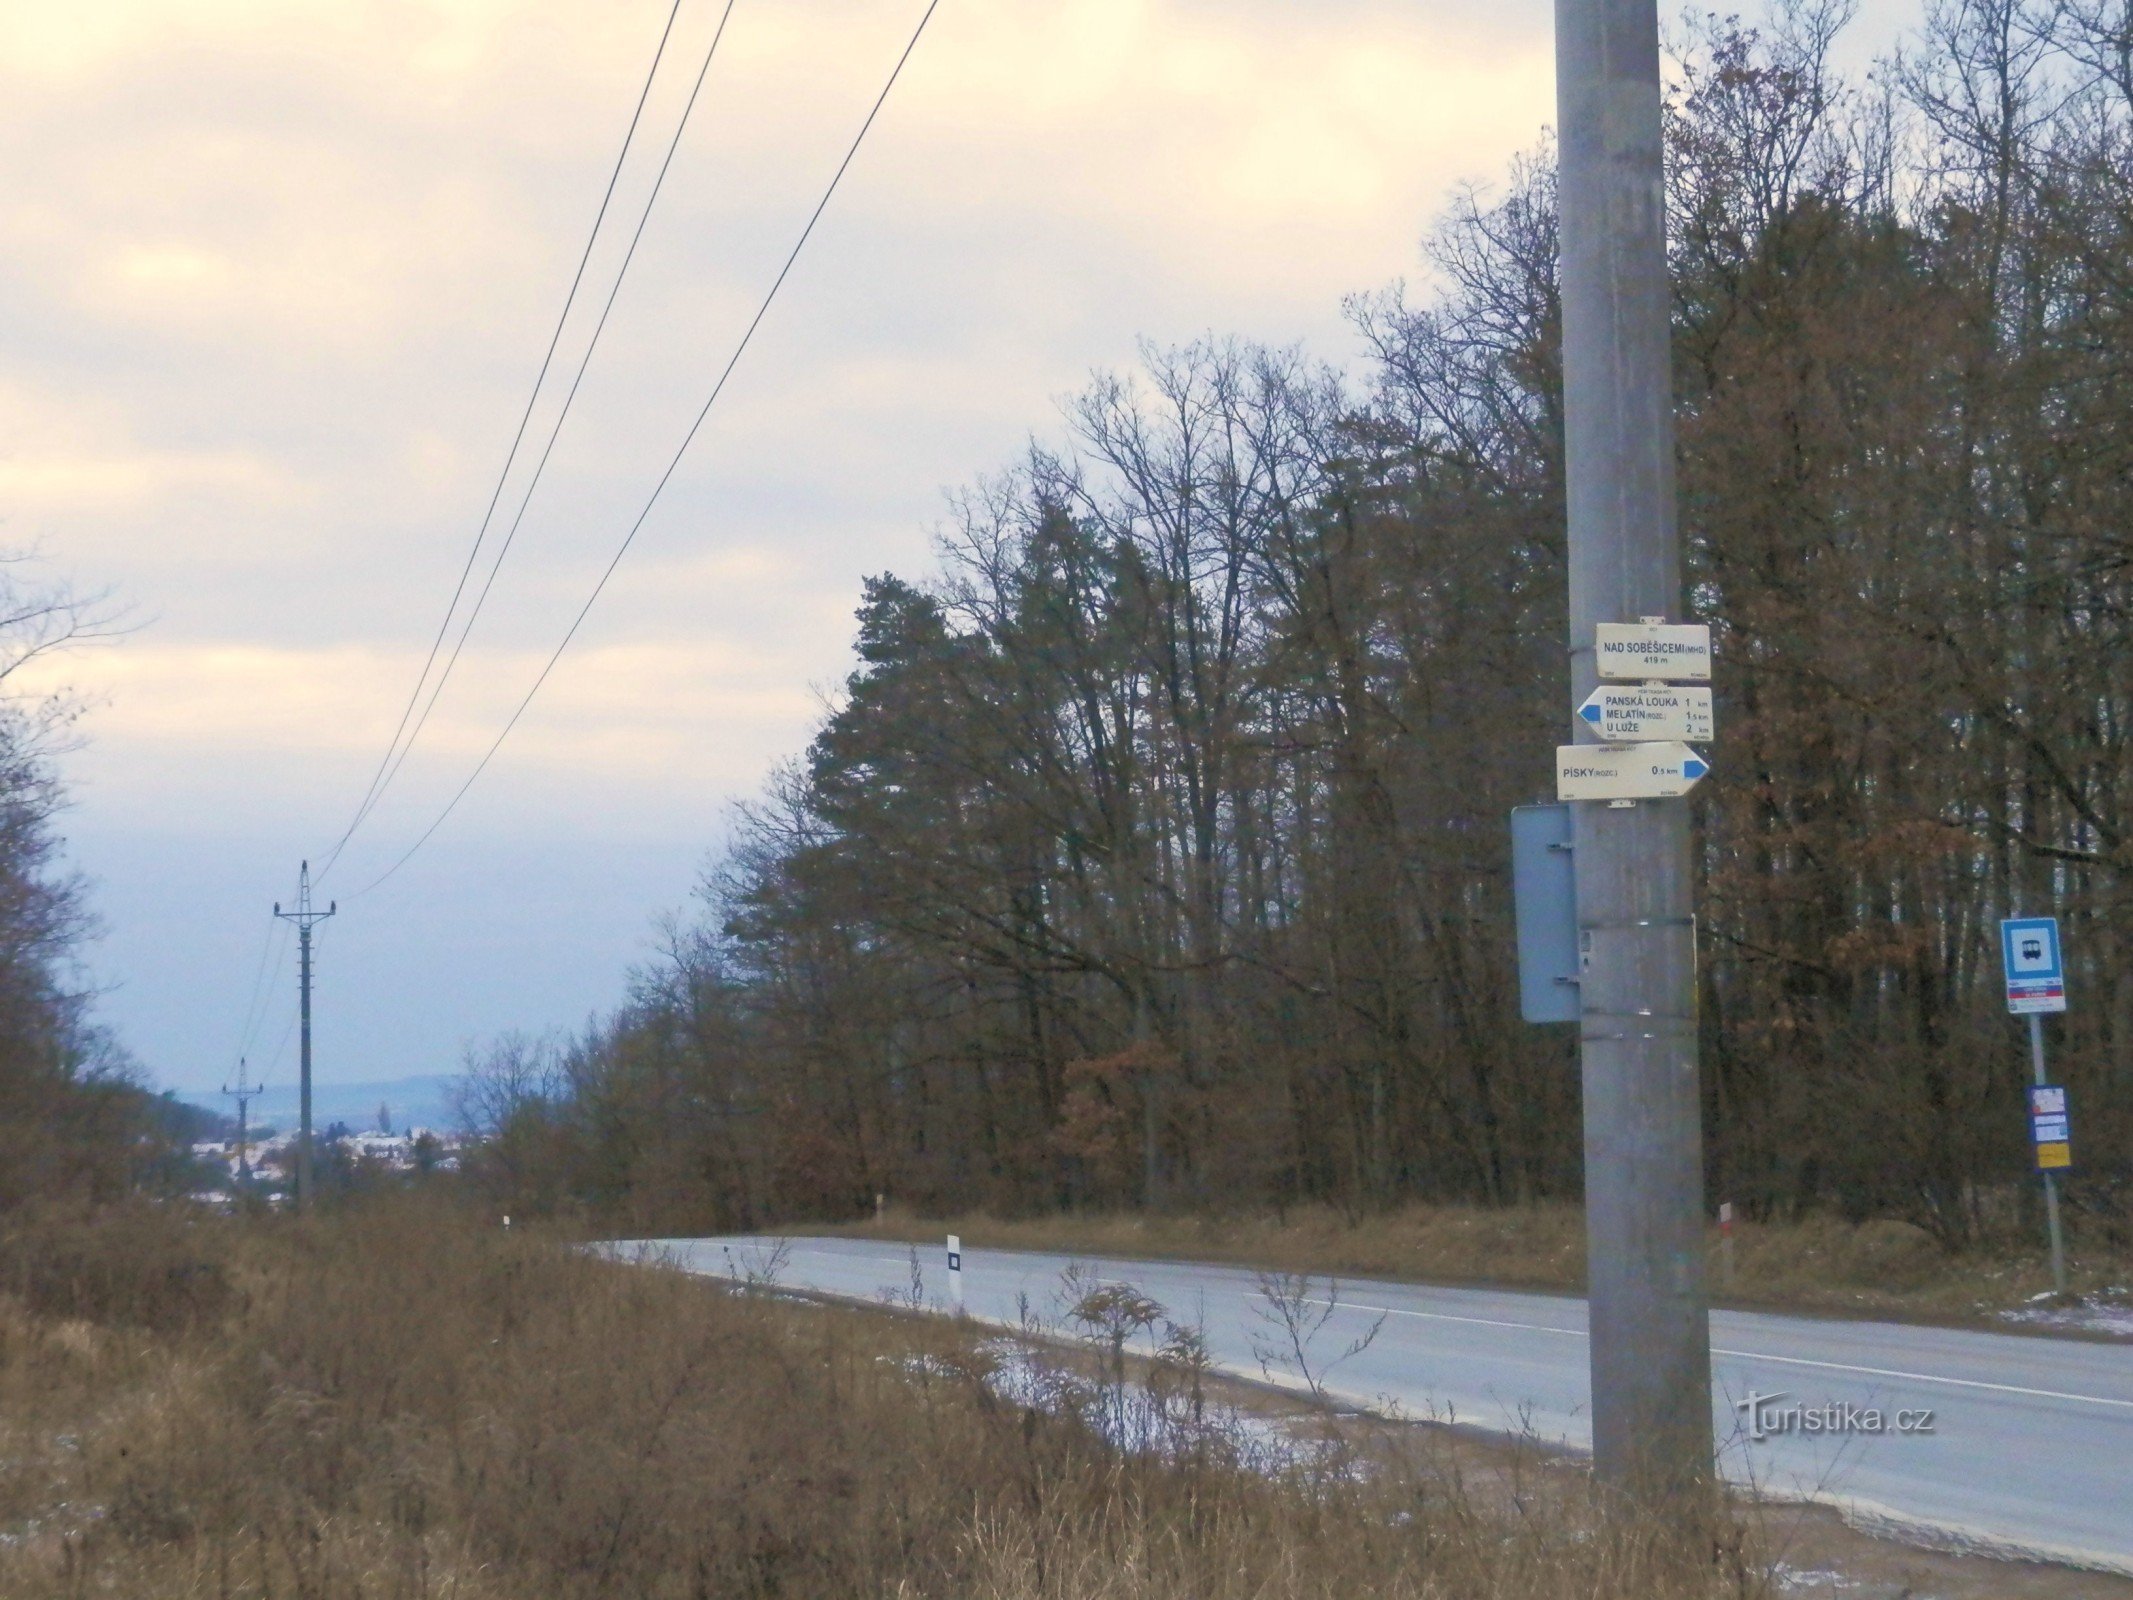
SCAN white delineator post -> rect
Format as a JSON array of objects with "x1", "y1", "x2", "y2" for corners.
[{"x1": 947, "y1": 1235, "x2": 964, "y2": 1311}]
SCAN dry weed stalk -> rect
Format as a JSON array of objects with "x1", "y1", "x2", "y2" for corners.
[{"x1": 0, "y1": 1199, "x2": 1771, "y2": 1599}]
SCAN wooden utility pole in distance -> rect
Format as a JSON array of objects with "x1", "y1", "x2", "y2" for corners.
[
  {"x1": 274, "y1": 862, "x2": 336, "y2": 1212},
  {"x1": 1554, "y1": 0, "x2": 1715, "y2": 1502},
  {"x1": 222, "y1": 1056, "x2": 260, "y2": 1184}
]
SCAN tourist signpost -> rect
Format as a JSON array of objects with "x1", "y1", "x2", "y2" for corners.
[
  {"x1": 1594, "y1": 621, "x2": 1712, "y2": 680},
  {"x1": 1559, "y1": 622, "x2": 1714, "y2": 805},
  {"x1": 1556, "y1": 742, "x2": 1710, "y2": 801},
  {"x1": 1576, "y1": 684, "x2": 1714, "y2": 743}
]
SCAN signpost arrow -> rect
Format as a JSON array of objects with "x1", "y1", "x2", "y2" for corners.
[
  {"x1": 1576, "y1": 684, "x2": 1714, "y2": 743},
  {"x1": 1556, "y1": 743, "x2": 1710, "y2": 802}
]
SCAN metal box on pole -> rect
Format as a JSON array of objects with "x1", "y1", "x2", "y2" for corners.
[{"x1": 1512, "y1": 804, "x2": 1580, "y2": 1024}]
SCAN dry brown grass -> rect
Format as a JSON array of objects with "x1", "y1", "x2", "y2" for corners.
[
  {"x1": 829, "y1": 1200, "x2": 2133, "y2": 1323},
  {"x1": 0, "y1": 1196, "x2": 1783, "y2": 1599}
]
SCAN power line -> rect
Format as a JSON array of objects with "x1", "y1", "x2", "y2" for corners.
[
  {"x1": 342, "y1": 0, "x2": 738, "y2": 850},
  {"x1": 230, "y1": 915, "x2": 289, "y2": 1065},
  {"x1": 350, "y1": 0, "x2": 944, "y2": 899},
  {"x1": 256, "y1": 999, "x2": 300, "y2": 1096},
  {"x1": 316, "y1": 0, "x2": 689, "y2": 882}
]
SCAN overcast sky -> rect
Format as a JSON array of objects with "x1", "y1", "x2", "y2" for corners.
[{"x1": 1, "y1": 0, "x2": 1918, "y2": 1100}]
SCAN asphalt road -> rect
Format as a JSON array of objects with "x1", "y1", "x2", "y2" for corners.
[{"x1": 634, "y1": 1235, "x2": 2133, "y2": 1574}]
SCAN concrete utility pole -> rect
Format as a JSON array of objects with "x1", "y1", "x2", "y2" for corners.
[
  {"x1": 1554, "y1": 0, "x2": 1715, "y2": 1501},
  {"x1": 222, "y1": 1055, "x2": 260, "y2": 1184},
  {"x1": 274, "y1": 862, "x2": 336, "y2": 1212}
]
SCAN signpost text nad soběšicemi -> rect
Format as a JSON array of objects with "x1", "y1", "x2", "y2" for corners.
[
  {"x1": 2002, "y1": 917, "x2": 2070, "y2": 1296},
  {"x1": 1593, "y1": 620, "x2": 1713, "y2": 680}
]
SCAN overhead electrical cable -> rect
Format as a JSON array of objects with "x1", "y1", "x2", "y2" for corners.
[
  {"x1": 344, "y1": 0, "x2": 738, "y2": 844},
  {"x1": 349, "y1": 0, "x2": 944, "y2": 899},
  {"x1": 229, "y1": 916, "x2": 286, "y2": 1065},
  {"x1": 315, "y1": 0, "x2": 689, "y2": 882},
  {"x1": 258, "y1": 1001, "x2": 300, "y2": 1096}
]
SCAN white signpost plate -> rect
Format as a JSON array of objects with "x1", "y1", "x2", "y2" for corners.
[
  {"x1": 1557, "y1": 743, "x2": 1710, "y2": 801},
  {"x1": 1595, "y1": 622, "x2": 1712, "y2": 681},
  {"x1": 1576, "y1": 684, "x2": 1714, "y2": 743}
]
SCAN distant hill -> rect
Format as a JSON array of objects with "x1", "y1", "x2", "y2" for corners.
[{"x1": 177, "y1": 1074, "x2": 459, "y2": 1137}]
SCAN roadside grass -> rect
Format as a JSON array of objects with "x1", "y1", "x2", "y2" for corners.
[
  {"x1": 828, "y1": 1200, "x2": 2133, "y2": 1325},
  {"x1": 0, "y1": 1196, "x2": 1778, "y2": 1599}
]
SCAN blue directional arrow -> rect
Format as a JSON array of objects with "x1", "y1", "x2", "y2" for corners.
[
  {"x1": 1682, "y1": 753, "x2": 1709, "y2": 781},
  {"x1": 1578, "y1": 701, "x2": 1603, "y2": 724}
]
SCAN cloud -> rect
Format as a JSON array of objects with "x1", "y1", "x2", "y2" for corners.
[
  {"x1": 1, "y1": 0, "x2": 1566, "y2": 1086},
  {"x1": 0, "y1": 381, "x2": 306, "y2": 517},
  {"x1": 5, "y1": 1, "x2": 1555, "y2": 359},
  {"x1": 16, "y1": 634, "x2": 819, "y2": 768},
  {"x1": 3, "y1": 0, "x2": 1563, "y2": 666}
]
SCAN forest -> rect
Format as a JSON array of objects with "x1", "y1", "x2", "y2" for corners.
[
  {"x1": 0, "y1": 561, "x2": 190, "y2": 1208},
  {"x1": 466, "y1": 0, "x2": 2133, "y2": 1249}
]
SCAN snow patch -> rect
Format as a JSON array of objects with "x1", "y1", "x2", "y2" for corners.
[{"x1": 1996, "y1": 1288, "x2": 2133, "y2": 1338}]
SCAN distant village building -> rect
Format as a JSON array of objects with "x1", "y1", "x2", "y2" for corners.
[{"x1": 187, "y1": 1125, "x2": 461, "y2": 1194}]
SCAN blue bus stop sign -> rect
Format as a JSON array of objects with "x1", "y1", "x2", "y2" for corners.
[{"x1": 2000, "y1": 917, "x2": 2066, "y2": 1015}]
